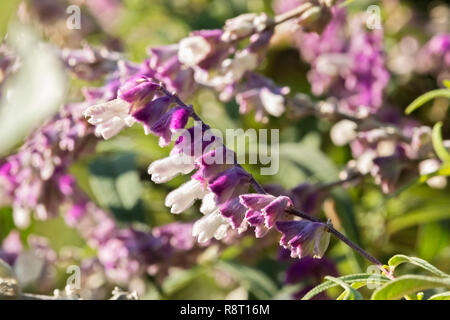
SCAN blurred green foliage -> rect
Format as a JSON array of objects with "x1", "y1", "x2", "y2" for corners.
[{"x1": 0, "y1": 0, "x2": 449, "y2": 300}]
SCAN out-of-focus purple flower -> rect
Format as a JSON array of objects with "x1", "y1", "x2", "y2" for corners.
[
  {"x1": 97, "y1": 228, "x2": 166, "y2": 284},
  {"x1": 289, "y1": 183, "x2": 323, "y2": 215},
  {"x1": 0, "y1": 231, "x2": 23, "y2": 266},
  {"x1": 275, "y1": 3, "x2": 389, "y2": 116},
  {"x1": 85, "y1": 0, "x2": 123, "y2": 31},
  {"x1": 221, "y1": 13, "x2": 269, "y2": 42},
  {"x1": 152, "y1": 222, "x2": 195, "y2": 252},
  {"x1": 276, "y1": 220, "x2": 330, "y2": 259},
  {"x1": 178, "y1": 29, "x2": 229, "y2": 70},
  {"x1": 235, "y1": 72, "x2": 290, "y2": 123},
  {"x1": 61, "y1": 45, "x2": 120, "y2": 81},
  {"x1": 371, "y1": 146, "x2": 407, "y2": 194},
  {"x1": 0, "y1": 101, "x2": 98, "y2": 229},
  {"x1": 416, "y1": 34, "x2": 450, "y2": 85}
]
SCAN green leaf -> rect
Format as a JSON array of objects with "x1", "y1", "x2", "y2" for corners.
[
  {"x1": 325, "y1": 276, "x2": 363, "y2": 300},
  {"x1": 387, "y1": 205, "x2": 450, "y2": 233},
  {"x1": 336, "y1": 282, "x2": 366, "y2": 300},
  {"x1": 372, "y1": 275, "x2": 450, "y2": 300},
  {"x1": 432, "y1": 122, "x2": 450, "y2": 162},
  {"x1": 302, "y1": 273, "x2": 390, "y2": 300},
  {"x1": 428, "y1": 291, "x2": 450, "y2": 300},
  {"x1": 388, "y1": 255, "x2": 449, "y2": 278},
  {"x1": 217, "y1": 261, "x2": 278, "y2": 300},
  {"x1": 275, "y1": 142, "x2": 339, "y2": 188},
  {"x1": 331, "y1": 189, "x2": 365, "y2": 271},
  {"x1": 417, "y1": 223, "x2": 448, "y2": 261},
  {"x1": 88, "y1": 153, "x2": 146, "y2": 224},
  {"x1": 0, "y1": 1, "x2": 19, "y2": 39},
  {"x1": 405, "y1": 89, "x2": 450, "y2": 115}
]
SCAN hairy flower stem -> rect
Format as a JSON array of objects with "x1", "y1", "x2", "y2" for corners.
[
  {"x1": 158, "y1": 84, "x2": 392, "y2": 278},
  {"x1": 273, "y1": 3, "x2": 315, "y2": 26}
]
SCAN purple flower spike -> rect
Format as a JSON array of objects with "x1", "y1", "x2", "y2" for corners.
[
  {"x1": 118, "y1": 79, "x2": 160, "y2": 105},
  {"x1": 245, "y1": 210, "x2": 269, "y2": 238},
  {"x1": 219, "y1": 197, "x2": 248, "y2": 230},
  {"x1": 240, "y1": 193, "x2": 276, "y2": 210},
  {"x1": 192, "y1": 147, "x2": 236, "y2": 184},
  {"x1": 150, "y1": 106, "x2": 191, "y2": 147},
  {"x1": 276, "y1": 220, "x2": 330, "y2": 259},
  {"x1": 240, "y1": 193, "x2": 292, "y2": 231},
  {"x1": 263, "y1": 196, "x2": 293, "y2": 229},
  {"x1": 148, "y1": 44, "x2": 179, "y2": 71},
  {"x1": 209, "y1": 167, "x2": 251, "y2": 205},
  {"x1": 132, "y1": 96, "x2": 174, "y2": 134}
]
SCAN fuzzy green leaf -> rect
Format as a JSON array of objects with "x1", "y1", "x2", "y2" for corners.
[
  {"x1": 405, "y1": 89, "x2": 450, "y2": 115},
  {"x1": 372, "y1": 275, "x2": 450, "y2": 300},
  {"x1": 302, "y1": 273, "x2": 390, "y2": 300},
  {"x1": 388, "y1": 255, "x2": 449, "y2": 277}
]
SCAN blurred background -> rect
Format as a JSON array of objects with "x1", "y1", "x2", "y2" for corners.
[{"x1": 0, "y1": 0, "x2": 449, "y2": 300}]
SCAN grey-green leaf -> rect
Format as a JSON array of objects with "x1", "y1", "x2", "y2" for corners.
[
  {"x1": 405, "y1": 89, "x2": 450, "y2": 115},
  {"x1": 372, "y1": 275, "x2": 450, "y2": 300},
  {"x1": 428, "y1": 291, "x2": 450, "y2": 300},
  {"x1": 432, "y1": 122, "x2": 450, "y2": 163},
  {"x1": 325, "y1": 276, "x2": 363, "y2": 300},
  {"x1": 388, "y1": 254, "x2": 449, "y2": 278},
  {"x1": 302, "y1": 273, "x2": 390, "y2": 300}
]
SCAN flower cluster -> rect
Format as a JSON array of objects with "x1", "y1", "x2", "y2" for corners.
[
  {"x1": 416, "y1": 33, "x2": 450, "y2": 86},
  {"x1": 84, "y1": 76, "x2": 332, "y2": 259},
  {"x1": 71, "y1": 202, "x2": 199, "y2": 284},
  {"x1": 331, "y1": 108, "x2": 448, "y2": 193},
  {"x1": 145, "y1": 1, "x2": 334, "y2": 123},
  {"x1": 276, "y1": 0, "x2": 390, "y2": 117}
]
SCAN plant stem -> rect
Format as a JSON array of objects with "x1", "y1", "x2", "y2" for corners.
[{"x1": 273, "y1": 3, "x2": 313, "y2": 25}]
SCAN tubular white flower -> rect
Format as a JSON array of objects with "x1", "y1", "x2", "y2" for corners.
[
  {"x1": 165, "y1": 179, "x2": 208, "y2": 214},
  {"x1": 330, "y1": 120, "x2": 357, "y2": 146},
  {"x1": 260, "y1": 88, "x2": 285, "y2": 117},
  {"x1": 200, "y1": 192, "x2": 217, "y2": 215},
  {"x1": 147, "y1": 153, "x2": 196, "y2": 184},
  {"x1": 222, "y1": 50, "x2": 258, "y2": 84},
  {"x1": 192, "y1": 209, "x2": 230, "y2": 243},
  {"x1": 13, "y1": 205, "x2": 30, "y2": 229},
  {"x1": 84, "y1": 99, "x2": 134, "y2": 140},
  {"x1": 178, "y1": 36, "x2": 211, "y2": 67}
]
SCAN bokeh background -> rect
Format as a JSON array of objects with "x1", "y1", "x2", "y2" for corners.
[{"x1": 0, "y1": 0, "x2": 449, "y2": 299}]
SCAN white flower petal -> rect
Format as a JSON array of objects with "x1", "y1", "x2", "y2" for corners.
[{"x1": 165, "y1": 179, "x2": 208, "y2": 214}]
